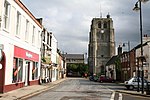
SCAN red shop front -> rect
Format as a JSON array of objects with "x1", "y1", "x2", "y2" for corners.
[{"x1": 3, "y1": 46, "x2": 40, "y2": 93}]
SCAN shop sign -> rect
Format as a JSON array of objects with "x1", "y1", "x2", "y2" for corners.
[
  {"x1": 14, "y1": 46, "x2": 39, "y2": 61},
  {"x1": 26, "y1": 52, "x2": 33, "y2": 58}
]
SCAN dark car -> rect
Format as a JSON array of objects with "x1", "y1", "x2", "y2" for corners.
[
  {"x1": 89, "y1": 75, "x2": 99, "y2": 82},
  {"x1": 89, "y1": 75, "x2": 94, "y2": 81},
  {"x1": 99, "y1": 76, "x2": 115, "y2": 83}
]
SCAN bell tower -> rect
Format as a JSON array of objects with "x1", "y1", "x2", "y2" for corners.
[{"x1": 88, "y1": 14, "x2": 115, "y2": 75}]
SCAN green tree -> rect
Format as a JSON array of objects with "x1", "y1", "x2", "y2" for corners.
[
  {"x1": 115, "y1": 56, "x2": 121, "y2": 81},
  {"x1": 67, "y1": 63, "x2": 89, "y2": 76}
]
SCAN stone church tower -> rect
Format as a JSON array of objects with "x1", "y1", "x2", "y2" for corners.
[{"x1": 88, "y1": 14, "x2": 115, "y2": 75}]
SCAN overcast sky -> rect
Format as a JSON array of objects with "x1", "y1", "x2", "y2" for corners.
[{"x1": 21, "y1": 0, "x2": 150, "y2": 54}]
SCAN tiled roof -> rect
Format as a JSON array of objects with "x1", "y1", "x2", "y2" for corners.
[
  {"x1": 63, "y1": 54, "x2": 84, "y2": 59},
  {"x1": 106, "y1": 55, "x2": 118, "y2": 66}
]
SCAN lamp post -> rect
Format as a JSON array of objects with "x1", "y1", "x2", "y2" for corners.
[{"x1": 133, "y1": 0, "x2": 149, "y2": 94}]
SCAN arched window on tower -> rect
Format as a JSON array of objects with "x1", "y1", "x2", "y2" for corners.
[
  {"x1": 98, "y1": 22, "x2": 101, "y2": 28},
  {"x1": 104, "y1": 21, "x2": 107, "y2": 28}
]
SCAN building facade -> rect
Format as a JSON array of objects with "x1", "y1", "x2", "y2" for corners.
[
  {"x1": 0, "y1": 0, "x2": 42, "y2": 93},
  {"x1": 88, "y1": 14, "x2": 115, "y2": 75},
  {"x1": 63, "y1": 54, "x2": 84, "y2": 76},
  {"x1": 40, "y1": 28, "x2": 52, "y2": 83},
  {"x1": 57, "y1": 49, "x2": 66, "y2": 79},
  {"x1": 64, "y1": 54, "x2": 84, "y2": 64}
]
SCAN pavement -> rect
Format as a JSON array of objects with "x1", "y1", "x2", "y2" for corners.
[
  {"x1": 0, "y1": 78, "x2": 66, "y2": 100},
  {"x1": 115, "y1": 82, "x2": 150, "y2": 97},
  {"x1": 0, "y1": 78, "x2": 150, "y2": 100},
  {"x1": 116, "y1": 89, "x2": 150, "y2": 97}
]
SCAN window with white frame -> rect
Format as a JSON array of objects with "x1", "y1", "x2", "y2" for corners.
[
  {"x1": 25, "y1": 20, "x2": 29, "y2": 41},
  {"x1": 16, "y1": 11, "x2": 21, "y2": 35},
  {"x1": 3, "y1": 0, "x2": 10, "y2": 30},
  {"x1": 38, "y1": 31, "x2": 40, "y2": 46},
  {"x1": 52, "y1": 69, "x2": 55, "y2": 78},
  {"x1": 32, "y1": 26, "x2": 35, "y2": 44}
]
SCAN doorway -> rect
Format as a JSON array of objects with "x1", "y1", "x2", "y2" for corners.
[{"x1": 25, "y1": 61, "x2": 30, "y2": 86}]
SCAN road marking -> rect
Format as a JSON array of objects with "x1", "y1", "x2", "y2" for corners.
[
  {"x1": 119, "y1": 93, "x2": 122, "y2": 100},
  {"x1": 110, "y1": 92, "x2": 115, "y2": 100}
]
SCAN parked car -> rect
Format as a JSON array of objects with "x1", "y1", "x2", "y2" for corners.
[
  {"x1": 89, "y1": 74, "x2": 99, "y2": 82},
  {"x1": 124, "y1": 77, "x2": 149, "y2": 90},
  {"x1": 99, "y1": 76, "x2": 115, "y2": 83},
  {"x1": 89, "y1": 75, "x2": 94, "y2": 81}
]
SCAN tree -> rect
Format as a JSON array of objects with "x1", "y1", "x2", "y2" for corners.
[
  {"x1": 67, "y1": 63, "x2": 89, "y2": 76},
  {"x1": 115, "y1": 56, "x2": 121, "y2": 81}
]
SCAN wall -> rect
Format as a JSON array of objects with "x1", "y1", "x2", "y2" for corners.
[{"x1": 51, "y1": 34, "x2": 57, "y2": 64}]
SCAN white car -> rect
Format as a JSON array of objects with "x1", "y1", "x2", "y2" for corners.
[{"x1": 124, "y1": 77, "x2": 149, "y2": 90}]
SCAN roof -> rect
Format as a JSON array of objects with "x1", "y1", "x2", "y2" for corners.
[
  {"x1": 63, "y1": 54, "x2": 84, "y2": 60},
  {"x1": 105, "y1": 55, "x2": 118, "y2": 66},
  {"x1": 132, "y1": 41, "x2": 150, "y2": 51},
  {"x1": 15, "y1": 0, "x2": 42, "y2": 28}
]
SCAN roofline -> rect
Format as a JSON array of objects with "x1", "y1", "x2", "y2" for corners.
[
  {"x1": 131, "y1": 41, "x2": 150, "y2": 51},
  {"x1": 15, "y1": 0, "x2": 42, "y2": 28}
]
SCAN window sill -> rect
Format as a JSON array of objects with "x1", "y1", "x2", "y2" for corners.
[{"x1": 3, "y1": 28, "x2": 9, "y2": 33}]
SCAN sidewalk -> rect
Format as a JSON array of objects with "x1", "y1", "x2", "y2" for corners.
[
  {"x1": 116, "y1": 89, "x2": 150, "y2": 97},
  {"x1": 0, "y1": 78, "x2": 66, "y2": 100},
  {"x1": 115, "y1": 82, "x2": 150, "y2": 97}
]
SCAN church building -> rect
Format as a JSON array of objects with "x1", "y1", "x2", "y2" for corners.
[{"x1": 88, "y1": 14, "x2": 115, "y2": 75}]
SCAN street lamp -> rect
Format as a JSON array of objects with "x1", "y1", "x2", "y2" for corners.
[{"x1": 133, "y1": 0, "x2": 149, "y2": 94}]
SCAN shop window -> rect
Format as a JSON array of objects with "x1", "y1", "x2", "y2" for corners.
[
  {"x1": 32, "y1": 62, "x2": 38, "y2": 80},
  {"x1": 12, "y1": 58, "x2": 23, "y2": 83}
]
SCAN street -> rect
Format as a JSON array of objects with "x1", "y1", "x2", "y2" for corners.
[{"x1": 25, "y1": 78, "x2": 149, "y2": 100}]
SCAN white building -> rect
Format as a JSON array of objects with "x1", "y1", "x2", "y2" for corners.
[
  {"x1": 0, "y1": 0, "x2": 42, "y2": 93},
  {"x1": 51, "y1": 33, "x2": 58, "y2": 82},
  {"x1": 135, "y1": 36, "x2": 150, "y2": 81}
]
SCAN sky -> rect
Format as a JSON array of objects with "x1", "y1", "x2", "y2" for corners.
[{"x1": 21, "y1": 0, "x2": 150, "y2": 54}]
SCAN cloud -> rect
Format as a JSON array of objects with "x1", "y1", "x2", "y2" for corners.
[{"x1": 22, "y1": 0, "x2": 150, "y2": 53}]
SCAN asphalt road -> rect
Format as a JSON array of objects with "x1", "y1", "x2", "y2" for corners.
[
  {"x1": 28, "y1": 78, "x2": 113, "y2": 100},
  {"x1": 27, "y1": 78, "x2": 150, "y2": 100}
]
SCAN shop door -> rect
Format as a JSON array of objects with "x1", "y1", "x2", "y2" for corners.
[{"x1": 25, "y1": 61, "x2": 30, "y2": 86}]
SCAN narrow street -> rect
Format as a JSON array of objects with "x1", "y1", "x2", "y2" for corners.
[
  {"x1": 28, "y1": 78, "x2": 114, "y2": 100},
  {"x1": 27, "y1": 78, "x2": 150, "y2": 100}
]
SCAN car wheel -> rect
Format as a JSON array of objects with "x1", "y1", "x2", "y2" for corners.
[
  {"x1": 129, "y1": 85, "x2": 134, "y2": 90},
  {"x1": 126, "y1": 86, "x2": 130, "y2": 90}
]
